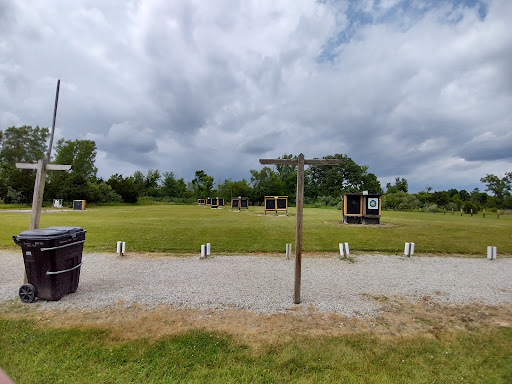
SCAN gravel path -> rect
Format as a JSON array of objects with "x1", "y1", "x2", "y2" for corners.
[{"x1": 1, "y1": 251, "x2": 511, "y2": 317}]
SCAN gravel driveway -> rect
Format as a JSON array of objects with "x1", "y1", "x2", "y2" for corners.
[{"x1": 1, "y1": 251, "x2": 511, "y2": 317}]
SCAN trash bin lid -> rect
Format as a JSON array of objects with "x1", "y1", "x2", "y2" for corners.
[{"x1": 15, "y1": 226, "x2": 85, "y2": 240}]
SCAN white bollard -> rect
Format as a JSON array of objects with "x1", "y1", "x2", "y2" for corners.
[
  {"x1": 206, "y1": 243, "x2": 211, "y2": 256},
  {"x1": 201, "y1": 244, "x2": 206, "y2": 259},
  {"x1": 121, "y1": 242, "x2": 126, "y2": 255},
  {"x1": 487, "y1": 246, "x2": 497, "y2": 260},
  {"x1": 404, "y1": 242, "x2": 415, "y2": 257},
  {"x1": 339, "y1": 243, "x2": 350, "y2": 258},
  {"x1": 116, "y1": 241, "x2": 122, "y2": 254},
  {"x1": 286, "y1": 243, "x2": 292, "y2": 260}
]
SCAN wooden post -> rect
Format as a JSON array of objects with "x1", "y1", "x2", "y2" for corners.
[
  {"x1": 294, "y1": 154, "x2": 304, "y2": 304},
  {"x1": 15, "y1": 80, "x2": 71, "y2": 283},
  {"x1": 259, "y1": 154, "x2": 342, "y2": 304},
  {"x1": 30, "y1": 159, "x2": 47, "y2": 230},
  {"x1": 483, "y1": 209, "x2": 485, "y2": 219}
]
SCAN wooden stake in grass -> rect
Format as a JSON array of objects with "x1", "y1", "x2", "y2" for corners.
[{"x1": 260, "y1": 154, "x2": 342, "y2": 304}]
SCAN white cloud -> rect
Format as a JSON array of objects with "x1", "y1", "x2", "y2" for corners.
[{"x1": 1, "y1": 0, "x2": 510, "y2": 192}]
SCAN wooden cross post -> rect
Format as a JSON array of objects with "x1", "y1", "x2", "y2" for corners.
[
  {"x1": 16, "y1": 80, "x2": 70, "y2": 230},
  {"x1": 15, "y1": 80, "x2": 70, "y2": 282},
  {"x1": 259, "y1": 154, "x2": 342, "y2": 304}
]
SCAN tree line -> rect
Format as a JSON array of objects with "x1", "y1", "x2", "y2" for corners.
[
  {"x1": 383, "y1": 175, "x2": 512, "y2": 212},
  {"x1": 1, "y1": 126, "x2": 510, "y2": 210}
]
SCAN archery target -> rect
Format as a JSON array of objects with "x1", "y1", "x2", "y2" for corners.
[{"x1": 368, "y1": 198, "x2": 379, "y2": 210}]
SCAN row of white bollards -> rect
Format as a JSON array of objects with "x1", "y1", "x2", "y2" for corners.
[
  {"x1": 200, "y1": 243, "x2": 211, "y2": 259},
  {"x1": 116, "y1": 241, "x2": 126, "y2": 256},
  {"x1": 281, "y1": 242, "x2": 498, "y2": 260},
  {"x1": 118, "y1": 240, "x2": 496, "y2": 260}
]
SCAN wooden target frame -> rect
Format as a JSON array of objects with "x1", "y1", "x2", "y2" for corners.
[{"x1": 264, "y1": 196, "x2": 288, "y2": 215}]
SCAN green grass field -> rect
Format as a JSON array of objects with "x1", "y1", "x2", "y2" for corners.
[
  {"x1": 1, "y1": 204, "x2": 511, "y2": 383},
  {"x1": 1, "y1": 205, "x2": 510, "y2": 255},
  {"x1": 1, "y1": 319, "x2": 511, "y2": 384}
]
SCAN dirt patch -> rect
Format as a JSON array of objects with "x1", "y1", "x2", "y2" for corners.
[{"x1": 1, "y1": 298, "x2": 510, "y2": 347}]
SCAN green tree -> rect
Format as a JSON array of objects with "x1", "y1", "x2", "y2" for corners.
[
  {"x1": 431, "y1": 191, "x2": 450, "y2": 208},
  {"x1": 0, "y1": 125, "x2": 50, "y2": 203},
  {"x1": 0, "y1": 125, "x2": 49, "y2": 164},
  {"x1": 305, "y1": 154, "x2": 382, "y2": 199},
  {"x1": 106, "y1": 174, "x2": 139, "y2": 203},
  {"x1": 250, "y1": 167, "x2": 285, "y2": 204},
  {"x1": 386, "y1": 177, "x2": 408, "y2": 193},
  {"x1": 217, "y1": 179, "x2": 253, "y2": 202},
  {"x1": 144, "y1": 169, "x2": 161, "y2": 197},
  {"x1": 191, "y1": 170, "x2": 214, "y2": 198},
  {"x1": 480, "y1": 173, "x2": 511, "y2": 207},
  {"x1": 176, "y1": 178, "x2": 189, "y2": 198},
  {"x1": 362, "y1": 173, "x2": 383, "y2": 194},
  {"x1": 275, "y1": 154, "x2": 297, "y2": 202},
  {"x1": 52, "y1": 139, "x2": 97, "y2": 179},
  {"x1": 161, "y1": 172, "x2": 179, "y2": 198},
  {"x1": 132, "y1": 171, "x2": 146, "y2": 197},
  {"x1": 447, "y1": 189, "x2": 459, "y2": 198},
  {"x1": 450, "y1": 193, "x2": 463, "y2": 209},
  {"x1": 88, "y1": 179, "x2": 122, "y2": 203},
  {"x1": 458, "y1": 189, "x2": 470, "y2": 201},
  {"x1": 46, "y1": 139, "x2": 98, "y2": 202}
]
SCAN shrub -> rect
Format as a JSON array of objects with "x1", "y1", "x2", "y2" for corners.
[{"x1": 463, "y1": 201, "x2": 479, "y2": 214}]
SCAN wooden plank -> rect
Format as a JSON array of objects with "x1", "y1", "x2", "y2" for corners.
[
  {"x1": 260, "y1": 159, "x2": 343, "y2": 166},
  {"x1": 259, "y1": 159, "x2": 297, "y2": 165},
  {"x1": 294, "y1": 154, "x2": 305, "y2": 304},
  {"x1": 304, "y1": 159, "x2": 342, "y2": 165},
  {"x1": 15, "y1": 163, "x2": 38, "y2": 170},
  {"x1": 46, "y1": 164, "x2": 72, "y2": 171},
  {"x1": 16, "y1": 163, "x2": 71, "y2": 171}
]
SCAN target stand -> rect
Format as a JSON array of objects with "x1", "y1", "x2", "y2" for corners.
[
  {"x1": 342, "y1": 193, "x2": 382, "y2": 224},
  {"x1": 231, "y1": 197, "x2": 249, "y2": 211}
]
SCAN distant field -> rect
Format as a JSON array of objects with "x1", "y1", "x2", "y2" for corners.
[{"x1": 0, "y1": 205, "x2": 510, "y2": 255}]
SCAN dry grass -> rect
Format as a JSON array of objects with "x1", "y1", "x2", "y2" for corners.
[{"x1": 2, "y1": 298, "x2": 511, "y2": 349}]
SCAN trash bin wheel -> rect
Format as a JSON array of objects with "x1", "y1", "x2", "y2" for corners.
[{"x1": 19, "y1": 284, "x2": 36, "y2": 303}]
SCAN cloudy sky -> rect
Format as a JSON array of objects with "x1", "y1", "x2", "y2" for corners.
[{"x1": 1, "y1": 0, "x2": 511, "y2": 193}]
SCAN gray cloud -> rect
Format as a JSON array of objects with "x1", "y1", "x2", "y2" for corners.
[{"x1": 1, "y1": 0, "x2": 511, "y2": 192}]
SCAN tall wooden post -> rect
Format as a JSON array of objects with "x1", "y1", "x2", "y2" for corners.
[
  {"x1": 260, "y1": 154, "x2": 341, "y2": 304},
  {"x1": 15, "y1": 80, "x2": 70, "y2": 282},
  {"x1": 294, "y1": 154, "x2": 304, "y2": 303}
]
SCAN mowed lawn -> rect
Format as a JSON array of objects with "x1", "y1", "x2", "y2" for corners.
[
  {"x1": 0, "y1": 204, "x2": 510, "y2": 255},
  {"x1": 1, "y1": 318, "x2": 511, "y2": 384},
  {"x1": 1, "y1": 204, "x2": 511, "y2": 383}
]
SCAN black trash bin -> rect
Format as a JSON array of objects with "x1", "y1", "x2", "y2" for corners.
[{"x1": 13, "y1": 226, "x2": 86, "y2": 303}]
